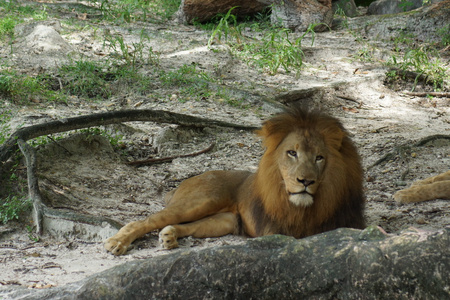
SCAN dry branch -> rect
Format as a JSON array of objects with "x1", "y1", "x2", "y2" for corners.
[
  {"x1": 127, "y1": 143, "x2": 216, "y2": 166},
  {"x1": 404, "y1": 92, "x2": 450, "y2": 98},
  {"x1": 0, "y1": 109, "x2": 258, "y2": 164},
  {"x1": 368, "y1": 134, "x2": 450, "y2": 170}
]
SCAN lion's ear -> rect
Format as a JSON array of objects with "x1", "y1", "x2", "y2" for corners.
[
  {"x1": 321, "y1": 126, "x2": 345, "y2": 150},
  {"x1": 257, "y1": 121, "x2": 286, "y2": 151}
]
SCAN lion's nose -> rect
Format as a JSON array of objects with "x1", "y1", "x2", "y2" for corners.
[{"x1": 297, "y1": 179, "x2": 315, "y2": 187}]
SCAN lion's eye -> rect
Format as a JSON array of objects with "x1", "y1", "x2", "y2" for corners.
[
  {"x1": 316, "y1": 155, "x2": 324, "y2": 162},
  {"x1": 287, "y1": 150, "x2": 297, "y2": 157}
]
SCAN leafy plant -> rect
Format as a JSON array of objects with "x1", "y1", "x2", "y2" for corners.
[
  {"x1": 0, "y1": 196, "x2": 31, "y2": 224},
  {"x1": 388, "y1": 48, "x2": 448, "y2": 91},
  {"x1": 207, "y1": 7, "x2": 240, "y2": 47},
  {"x1": 437, "y1": 24, "x2": 450, "y2": 46},
  {"x1": 81, "y1": 127, "x2": 124, "y2": 147},
  {"x1": 105, "y1": 30, "x2": 159, "y2": 69},
  {"x1": 398, "y1": 0, "x2": 414, "y2": 11},
  {"x1": 0, "y1": 108, "x2": 11, "y2": 145}
]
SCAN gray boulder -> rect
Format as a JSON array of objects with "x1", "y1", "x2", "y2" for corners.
[
  {"x1": 367, "y1": 0, "x2": 443, "y2": 15},
  {"x1": 2, "y1": 226, "x2": 449, "y2": 299}
]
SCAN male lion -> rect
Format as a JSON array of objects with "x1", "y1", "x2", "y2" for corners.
[{"x1": 105, "y1": 107, "x2": 366, "y2": 255}]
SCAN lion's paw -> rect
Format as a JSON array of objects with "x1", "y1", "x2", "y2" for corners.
[
  {"x1": 159, "y1": 226, "x2": 179, "y2": 250},
  {"x1": 104, "y1": 237, "x2": 129, "y2": 256},
  {"x1": 393, "y1": 190, "x2": 416, "y2": 203}
]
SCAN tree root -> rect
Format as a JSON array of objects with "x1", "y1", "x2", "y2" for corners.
[
  {"x1": 368, "y1": 134, "x2": 450, "y2": 170},
  {"x1": 17, "y1": 139, "x2": 122, "y2": 236},
  {"x1": 0, "y1": 109, "x2": 257, "y2": 164},
  {"x1": 4, "y1": 109, "x2": 257, "y2": 238}
]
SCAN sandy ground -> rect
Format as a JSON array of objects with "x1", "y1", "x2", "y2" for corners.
[{"x1": 0, "y1": 2, "x2": 449, "y2": 292}]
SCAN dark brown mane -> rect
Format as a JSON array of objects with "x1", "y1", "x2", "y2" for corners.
[{"x1": 252, "y1": 107, "x2": 365, "y2": 238}]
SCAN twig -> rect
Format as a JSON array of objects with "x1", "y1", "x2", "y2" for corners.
[
  {"x1": 336, "y1": 94, "x2": 360, "y2": 103},
  {"x1": 403, "y1": 92, "x2": 450, "y2": 98},
  {"x1": 127, "y1": 143, "x2": 216, "y2": 166},
  {"x1": 46, "y1": 136, "x2": 72, "y2": 155}
]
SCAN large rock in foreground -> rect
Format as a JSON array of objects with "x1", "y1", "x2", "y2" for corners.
[{"x1": 2, "y1": 227, "x2": 449, "y2": 299}]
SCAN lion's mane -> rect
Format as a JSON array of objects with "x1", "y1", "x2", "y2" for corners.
[{"x1": 250, "y1": 107, "x2": 366, "y2": 237}]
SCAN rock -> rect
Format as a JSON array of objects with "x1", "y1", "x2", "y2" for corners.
[
  {"x1": 367, "y1": 0, "x2": 443, "y2": 15},
  {"x1": 259, "y1": 0, "x2": 334, "y2": 32},
  {"x1": 3, "y1": 226, "x2": 449, "y2": 299},
  {"x1": 12, "y1": 21, "x2": 77, "y2": 70},
  {"x1": 332, "y1": 0, "x2": 357, "y2": 17},
  {"x1": 346, "y1": 0, "x2": 450, "y2": 42},
  {"x1": 175, "y1": 0, "x2": 267, "y2": 24}
]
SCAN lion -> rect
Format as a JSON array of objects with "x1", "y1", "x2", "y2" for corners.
[
  {"x1": 393, "y1": 170, "x2": 450, "y2": 203},
  {"x1": 105, "y1": 106, "x2": 366, "y2": 255}
]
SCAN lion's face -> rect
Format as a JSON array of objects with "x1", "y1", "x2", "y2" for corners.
[{"x1": 276, "y1": 131, "x2": 326, "y2": 207}]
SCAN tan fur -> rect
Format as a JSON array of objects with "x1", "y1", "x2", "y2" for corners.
[
  {"x1": 393, "y1": 170, "x2": 450, "y2": 203},
  {"x1": 105, "y1": 107, "x2": 366, "y2": 255}
]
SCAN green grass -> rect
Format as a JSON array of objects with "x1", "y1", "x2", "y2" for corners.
[
  {"x1": 0, "y1": 16, "x2": 16, "y2": 40},
  {"x1": 160, "y1": 64, "x2": 214, "y2": 101},
  {"x1": 437, "y1": 24, "x2": 450, "y2": 46},
  {"x1": 97, "y1": 0, "x2": 181, "y2": 23},
  {"x1": 0, "y1": 69, "x2": 64, "y2": 104},
  {"x1": 0, "y1": 0, "x2": 50, "y2": 39},
  {"x1": 207, "y1": 8, "x2": 321, "y2": 76}
]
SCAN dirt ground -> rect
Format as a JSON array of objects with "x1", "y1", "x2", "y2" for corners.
[{"x1": 0, "y1": 2, "x2": 449, "y2": 291}]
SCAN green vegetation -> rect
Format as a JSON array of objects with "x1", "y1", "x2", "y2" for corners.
[
  {"x1": 0, "y1": 16, "x2": 16, "y2": 40},
  {"x1": 207, "y1": 7, "x2": 321, "y2": 76},
  {"x1": 0, "y1": 1, "x2": 49, "y2": 40},
  {"x1": 96, "y1": 0, "x2": 181, "y2": 23},
  {"x1": 437, "y1": 24, "x2": 450, "y2": 46},
  {"x1": 0, "y1": 68, "x2": 64, "y2": 104},
  {"x1": 0, "y1": 109, "x2": 31, "y2": 225},
  {"x1": 349, "y1": 22, "x2": 449, "y2": 92},
  {"x1": 0, "y1": 196, "x2": 31, "y2": 224},
  {"x1": 387, "y1": 47, "x2": 447, "y2": 91}
]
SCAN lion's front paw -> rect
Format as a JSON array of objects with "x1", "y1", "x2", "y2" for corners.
[
  {"x1": 393, "y1": 190, "x2": 414, "y2": 203},
  {"x1": 104, "y1": 237, "x2": 129, "y2": 256},
  {"x1": 159, "y1": 226, "x2": 179, "y2": 250}
]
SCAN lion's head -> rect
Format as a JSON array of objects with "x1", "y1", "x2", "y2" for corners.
[{"x1": 252, "y1": 106, "x2": 365, "y2": 237}]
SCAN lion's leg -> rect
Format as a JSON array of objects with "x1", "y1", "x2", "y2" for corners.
[
  {"x1": 105, "y1": 170, "x2": 249, "y2": 255},
  {"x1": 105, "y1": 204, "x2": 226, "y2": 255},
  {"x1": 159, "y1": 212, "x2": 238, "y2": 249},
  {"x1": 393, "y1": 180, "x2": 450, "y2": 203},
  {"x1": 411, "y1": 170, "x2": 450, "y2": 186}
]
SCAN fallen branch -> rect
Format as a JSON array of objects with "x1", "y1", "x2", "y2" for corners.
[
  {"x1": 403, "y1": 91, "x2": 450, "y2": 98},
  {"x1": 0, "y1": 109, "x2": 258, "y2": 164},
  {"x1": 127, "y1": 143, "x2": 216, "y2": 166},
  {"x1": 368, "y1": 134, "x2": 450, "y2": 170}
]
